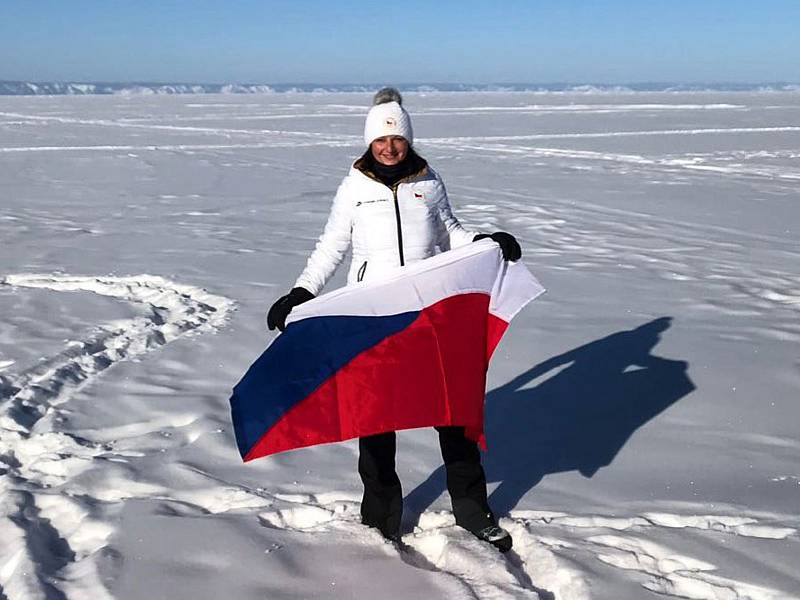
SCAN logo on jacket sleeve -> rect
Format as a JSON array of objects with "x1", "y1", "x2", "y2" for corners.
[{"x1": 414, "y1": 192, "x2": 425, "y2": 199}]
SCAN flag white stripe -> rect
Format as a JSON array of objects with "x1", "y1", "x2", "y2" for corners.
[{"x1": 287, "y1": 241, "x2": 545, "y2": 325}]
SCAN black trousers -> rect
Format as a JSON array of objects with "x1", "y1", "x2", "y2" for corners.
[{"x1": 358, "y1": 426, "x2": 495, "y2": 536}]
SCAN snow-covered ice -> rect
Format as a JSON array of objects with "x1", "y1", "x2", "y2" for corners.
[{"x1": 1, "y1": 91, "x2": 798, "y2": 599}]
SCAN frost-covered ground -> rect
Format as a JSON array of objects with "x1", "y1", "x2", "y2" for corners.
[{"x1": 1, "y1": 91, "x2": 799, "y2": 599}]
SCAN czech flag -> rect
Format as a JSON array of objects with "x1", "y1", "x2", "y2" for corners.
[{"x1": 230, "y1": 240, "x2": 545, "y2": 462}]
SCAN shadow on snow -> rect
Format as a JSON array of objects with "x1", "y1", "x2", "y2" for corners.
[{"x1": 405, "y1": 317, "x2": 696, "y2": 522}]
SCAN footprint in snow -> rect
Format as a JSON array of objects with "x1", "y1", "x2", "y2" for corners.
[{"x1": 255, "y1": 496, "x2": 798, "y2": 600}]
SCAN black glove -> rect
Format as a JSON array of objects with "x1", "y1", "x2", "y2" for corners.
[
  {"x1": 267, "y1": 287, "x2": 314, "y2": 332},
  {"x1": 473, "y1": 232, "x2": 522, "y2": 261}
]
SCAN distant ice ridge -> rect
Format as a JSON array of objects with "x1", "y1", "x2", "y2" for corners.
[
  {"x1": 0, "y1": 81, "x2": 278, "y2": 96},
  {"x1": 2, "y1": 80, "x2": 800, "y2": 96}
]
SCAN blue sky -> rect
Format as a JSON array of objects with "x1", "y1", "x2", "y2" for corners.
[{"x1": 2, "y1": 0, "x2": 799, "y2": 83}]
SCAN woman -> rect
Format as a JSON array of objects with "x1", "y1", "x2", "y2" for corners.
[{"x1": 267, "y1": 88, "x2": 521, "y2": 552}]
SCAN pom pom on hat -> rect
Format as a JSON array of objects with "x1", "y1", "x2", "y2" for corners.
[
  {"x1": 364, "y1": 87, "x2": 413, "y2": 146},
  {"x1": 373, "y1": 87, "x2": 403, "y2": 106}
]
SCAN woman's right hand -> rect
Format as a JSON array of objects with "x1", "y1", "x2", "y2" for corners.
[{"x1": 267, "y1": 287, "x2": 315, "y2": 331}]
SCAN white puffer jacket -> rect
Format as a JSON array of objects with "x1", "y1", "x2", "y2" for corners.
[{"x1": 294, "y1": 162, "x2": 476, "y2": 296}]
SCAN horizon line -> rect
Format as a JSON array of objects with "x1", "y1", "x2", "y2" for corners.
[{"x1": 3, "y1": 79, "x2": 800, "y2": 86}]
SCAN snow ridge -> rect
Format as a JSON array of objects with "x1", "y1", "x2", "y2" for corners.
[{"x1": 2, "y1": 80, "x2": 800, "y2": 96}]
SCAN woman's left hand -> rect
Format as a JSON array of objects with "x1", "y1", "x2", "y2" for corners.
[{"x1": 473, "y1": 231, "x2": 522, "y2": 261}]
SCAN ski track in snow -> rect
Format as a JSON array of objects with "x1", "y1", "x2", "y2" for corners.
[
  {"x1": 108, "y1": 103, "x2": 749, "y2": 121},
  {"x1": 3, "y1": 104, "x2": 799, "y2": 185},
  {"x1": 0, "y1": 274, "x2": 235, "y2": 600},
  {"x1": 4, "y1": 138, "x2": 800, "y2": 186},
  {"x1": 0, "y1": 110, "x2": 351, "y2": 139},
  {"x1": 2, "y1": 106, "x2": 800, "y2": 184},
  {"x1": 0, "y1": 140, "x2": 357, "y2": 153},
  {"x1": 423, "y1": 141, "x2": 800, "y2": 182}
]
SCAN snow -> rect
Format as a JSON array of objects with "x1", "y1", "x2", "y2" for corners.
[{"x1": 0, "y1": 90, "x2": 799, "y2": 599}]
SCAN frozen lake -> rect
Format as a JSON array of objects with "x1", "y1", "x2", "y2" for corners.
[{"x1": 1, "y1": 91, "x2": 799, "y2": 599}]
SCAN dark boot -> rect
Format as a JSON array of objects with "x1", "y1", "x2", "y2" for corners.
[
  {"x1": 472, "y1": 524, "x2": 513, "y2": 553},
  {"x1": 358, "y1": 431, "x2": 402, "y2": 539},
  {"x1": 437, "y1": 426, "x2": 512, "y2": 552}
]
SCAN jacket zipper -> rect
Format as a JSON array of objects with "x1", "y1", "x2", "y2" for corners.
[
  {"x1": 391, "y1": 185, "x2": 405, "y2": 266},
  {"x1": 357, "y1": 260, "x2": 368, "y2": 282},
  {"x1": 356, "y1": 165, "x2": 426, "y2": 269}
]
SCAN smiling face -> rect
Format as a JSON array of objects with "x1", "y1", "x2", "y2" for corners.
[{"x1": 370, "y1": 135, "x2": 409, "y2": 166}]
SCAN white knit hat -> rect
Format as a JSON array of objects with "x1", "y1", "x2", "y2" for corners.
[{"x1": 363, "y1": 87, "x2": 413, "y2": 146}]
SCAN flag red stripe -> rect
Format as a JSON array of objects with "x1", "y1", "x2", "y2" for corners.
[
  {"x1": 487, "y1": 312, "x2": 510, "y2": 361},
  {"x1": 244, "y1": 293, "x2": 497, "y2": 460}
]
